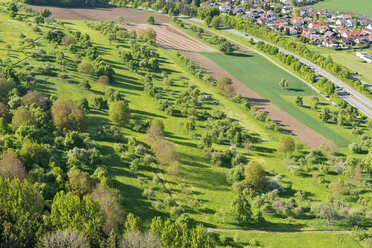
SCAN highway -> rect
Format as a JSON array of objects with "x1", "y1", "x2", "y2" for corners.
[{"x1": 182, "y1": 17, "x2": 372, "y2": 119}]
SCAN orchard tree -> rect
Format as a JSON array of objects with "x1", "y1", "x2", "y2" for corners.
[
  {"x1": 244, "y1": 162, "x2": 267, "y2": 190},
  {"x1": 295, "y1": 96, "x2": 303, "y2": 106},
  {"x1": 147, "y1": 16, "x2": 155, "y2": 24},
  {"x1": 279, "y1": 78, "x2": 288, "y2": 89},
  {"x1": 90, "y1": 184, "x2": 123, "y2": 235},
  {"x1": 50, "y1": 191, "x2": 106, "y2": 240},
  {"x1": 278, "y1": 136, "x2": 295, "y2": 157},
  {"x1": 52, "y1": 97, "x2": 87, "y2": 133},
  {"x1": 0, "y1": 102, "x2": 11, "y2": 122},
  {"x1": 78, "y1": 61, "x2": 94, "y2": 77},
  {"x1": 230, "y1": 195, "x2": 253, "y2": 225},
  {"x1": 219, "y1": 41, "x2": 234, "y2": 54},
  {"x1": 146, "y1": 119, "x2": 165, "y2": 144},
  {"x1": 153, "y1": 139, "x2": 179, "y2": 167},
  {"x1": 21, "y1": 90, "x2": 48, "y2": 109},
  {"x1": 11, "y1": 108, "x2": 37, "y2": 132},
  {"x1": 66, "y1": 169, "x2": 95, "y2": 197},
  {"x1": 312, "y1": 203, "x2": 337, "y2": 226},
  {"x1": 41, "y1": 230, "x2": 89, "y2": 248},
  {"x1": 109, "y1": 101, "x2": 131, "y2": 126},
  {"x1": 0, "y1": 78, "x2": 12, "y2": 99},
  {"x1": 0, "y1": 178, "x2": 44, "y2": 248},
  {"x1": 217, "y1": 76, "x2": 235, "y2": 98},
  {"x1": 0, "y1": 152, "x2": 26, "y2": 180},
  {"x1": 144, "y1": 27, "x2": 157, "y2": 43}
]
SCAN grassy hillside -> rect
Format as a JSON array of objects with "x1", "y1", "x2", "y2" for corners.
[
  {"x1": 0, "y1": 3, "x2": 370, "y2": 247},
  {"x1": 310, "y1": 0, "x2": 372, "y2": 17}
]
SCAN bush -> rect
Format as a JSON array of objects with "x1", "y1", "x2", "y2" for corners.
[
  {"x1": 62, "y1": 35, "x2": 76, "y2": 46},
  {"x1": 98, "y1": 75, "x2": 110, "y2": 85},
  {"x1": 349, "y1": 143, "x2": 362, "y2": 154}
]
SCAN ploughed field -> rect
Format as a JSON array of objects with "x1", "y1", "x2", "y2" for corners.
[
  {"x1": 29, "y1": 5, "x2": 171, "y2": 22},
  {"x1": 124, "y1": 23, "x2": 217, "y2": 52}
]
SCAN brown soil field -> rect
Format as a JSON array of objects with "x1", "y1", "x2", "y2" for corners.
[
  {"x1": 123, "y1": 23, "x2": 217, "y2": 52},
  {"x1": 29, "y1": 6, "x2": 171, "y2": 23},
  {"x1": 182, "y1": 51, "x2": 336, "y2": 149}
]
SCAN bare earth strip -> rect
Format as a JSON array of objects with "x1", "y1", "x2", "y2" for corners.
[
  {"x1": 182, "y1": 51, "x2": 336, "y2": 149},
  {"x1": 123, "y1": 23, "x2": 217, "y2": 52},
  {"x1": 29, "y1": 6, "x2": 171, "y2": 23}
]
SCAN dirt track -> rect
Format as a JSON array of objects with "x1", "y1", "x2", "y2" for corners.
[
  {"x1": 29, "y1": 6, "x2": 171, "y2": 23},
  {"x1": 124, "y1": 23, "x2": 217, "y2": 52},
  {"x1": 182, "y1": 51, "x2": 336, "y2": 149}
]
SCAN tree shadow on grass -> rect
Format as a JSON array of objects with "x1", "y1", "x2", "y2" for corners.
[
  {"x1": 286, "y1": 88, "x2": 304, "y2": 92},
  {"x1": 131, "y1": 109, "x2": 165, "y2": 119},
  {"x1": 229, "y1": 52, "x2": 253, "y2": 58},
  {"x1": 35, "y1": 79, "x2": 55, "y2": 95}
]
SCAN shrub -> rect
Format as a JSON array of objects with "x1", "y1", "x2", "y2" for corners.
[
  {"x1": 78, "y1": 61, "x2": 94, "y2": 76},
  {"x1": 98, "y1": 75, "x2": 110, "y2": 85},
  {"x1": 349, "y1": 143, "x2": 362, "y2": 154},
  {"x1": 62, "y1": 35, "x2": 76, "y2": 46},
  {"x1": 216, "y1": 76, "x2": 235, "y2": 98}
]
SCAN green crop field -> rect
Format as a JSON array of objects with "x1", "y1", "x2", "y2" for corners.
[
  {"x1": 200, "y1": 51, "x2": 366, "y2": 147},
  {"x1": 310, "y1": 0, "x2": 372, "y2": 17}
]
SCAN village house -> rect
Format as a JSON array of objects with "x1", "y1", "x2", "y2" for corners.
[
  {"x1": 322, "y1": 38, "x2": 339, "y2": 48},
  {"x1": 309, "y1": 21, "x2": 322, "y2": 29},
  {"x1": 219, "y1": 2, "x2": 231, "y2": 12},
  {"x1": 291, "y1": 16, "x2": 304, "y2": 25},
  {"x1": 356, "y1": 52, "x2": 372, "y2": 63}
]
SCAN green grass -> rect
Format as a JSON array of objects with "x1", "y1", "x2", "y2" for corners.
[
  {"x1": 200, "y1": 51, "x2": 359, "y2": 147},
  {"x1": 307, "y1": 46, "x2": 372, "y2": 84},
  {"x1": 216, "y1": 231, "x2": 362, "y2": 248},
  {"x1": 310, "y1": 0, "x2": 372, "y2": 17}
]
